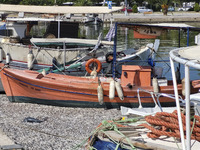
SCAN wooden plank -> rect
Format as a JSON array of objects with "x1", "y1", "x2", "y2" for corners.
[{"x1": 100, "y1": 130, "x2": 180, "y2": 150}]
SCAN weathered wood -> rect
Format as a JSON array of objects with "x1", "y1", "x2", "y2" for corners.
[
  {"x1": 100, "y1": 130, "x2": 180, "y2": 150},
  {"x1": 118, "y1": 126, "x2": 145, "y2": 131},
  {"x1": 120, "y1": 131, "x2": 140, "y2": 137}
]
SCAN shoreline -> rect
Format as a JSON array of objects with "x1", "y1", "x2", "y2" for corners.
[{"x1": 103, "y1": 12, "x2": 200, "y2": 23}]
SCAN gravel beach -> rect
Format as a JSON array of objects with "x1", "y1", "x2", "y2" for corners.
[{"x1": 0, "y1": 94, "x2": 122, "y2": 150}]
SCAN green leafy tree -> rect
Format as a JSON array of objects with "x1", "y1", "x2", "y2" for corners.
[
  {"x1": 160, "y1": 0, "x2": 170, "y2": 15},
  {"x1": 194, "y1": 3, "x2": 199, "y2": 12},
  {"x1": 20, "y1": 0, "x2": 54, "y2": 5},
  {"x1": 132, "y1": 4, "x2": 138, "y2": 13},
  {"x1": 0, "y1": 0, "x2": 21, "y2": 4}
]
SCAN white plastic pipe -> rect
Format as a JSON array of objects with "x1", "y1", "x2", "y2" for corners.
[
  {"x1": 185, "y1": 65, "x2": 191, "y2": 150},
  {"x1": 170, "y1": 48, "x2": 200, "y2": 70},
  {"x1": 170, "y1": 57, "x2": 186, "y2": 150},
  {"x1": 170, "y1": 47, "x2": 200, "y2": 150}
]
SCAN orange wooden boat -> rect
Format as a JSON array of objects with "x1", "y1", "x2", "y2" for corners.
[{"x1": 0, "y1": 64, "x2": 199, "y2": 108}]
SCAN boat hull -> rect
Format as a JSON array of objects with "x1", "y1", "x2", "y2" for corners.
[
  {"x1": 0, "y1": 66, "x2": 186, "y2": 108},
  {"x1": 7, "y1": 96, "x2": 176, "y2": 108}
]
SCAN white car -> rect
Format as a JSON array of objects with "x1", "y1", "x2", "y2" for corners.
[
  {"x1": 178, "y1": 6, "x2": 193, "y2": 11},
  {"x1": 137, "y1": 6, "x2": 153, "y2": 13}
]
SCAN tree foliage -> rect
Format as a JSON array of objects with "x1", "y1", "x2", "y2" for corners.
[
  {"x1": 194, "y1": 3, "x2": 200, "y2": 12},
  {"x1": 132, "y1": 4, "x2": 138, "y2": 13},
  {"x1": 19, "y1": 0, "x2": 54, "y2": 5},
  {"x1": 75, "y1": 0, "x2": 92, "y2": 6},
  {"x1": 0, "y1": 0, "x2": 21, "y2": 4}
]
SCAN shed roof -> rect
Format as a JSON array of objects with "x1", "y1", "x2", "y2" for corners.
[{"x1": 0, "y1": 4, "x2": 122, "y2": 14}]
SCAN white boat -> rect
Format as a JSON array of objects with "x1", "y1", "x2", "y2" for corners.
[
  {"x1": 0, "y1": 4, "x2": 121, "y2": 70},
  {"x1": 0, "y1": 36, "x2": 112, "y2": 68},
  {"x1": 0, "y1": 36, "x2": 156, "y2": 70},
  {"x1": 0, "y1": 17, "x2": 159, "y2": 73},
  {"x1": 170, "y1": 45, "x2": 200, "y2": 150}
]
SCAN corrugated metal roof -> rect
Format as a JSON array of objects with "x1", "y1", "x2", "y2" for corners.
[{"x1": 0, "y1": 4, "x2": 122, "y2": 14}]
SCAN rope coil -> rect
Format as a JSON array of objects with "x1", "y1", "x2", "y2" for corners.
[{"x1": 140, "y1": 110, "x2": 200, "y2": 141}]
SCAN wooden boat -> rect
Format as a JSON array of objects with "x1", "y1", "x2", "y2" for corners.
[
  {"x1": 1, "y1": 63, "x2": 199, "y2": 108},
  {"x1": 0, "y1": 20, "x2": 159, "y2": 92}
]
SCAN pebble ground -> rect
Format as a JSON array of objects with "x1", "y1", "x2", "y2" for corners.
[{"x1": 0, "y1": 94, "x2": 122, "y2": 150}]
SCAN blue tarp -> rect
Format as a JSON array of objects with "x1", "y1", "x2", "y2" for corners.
[
  {"x1": 93, "y1": 138, "x2": 129, "y2": 150},
  {"x1": 0, "y1": 24, "x2": 6, "y2": 30},
  {"x1": 105, "y1": 25, "x2": 115, "y2": 42}
]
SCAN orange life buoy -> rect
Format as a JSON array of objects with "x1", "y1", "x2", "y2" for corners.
[{"x1": 85, "y1": 58, "x2": 102, "y2": 74}]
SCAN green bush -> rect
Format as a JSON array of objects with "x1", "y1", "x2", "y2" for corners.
[
  {"x1": 132, "y1": 5, "x2": 138, "y2": 13},
  {"x1": 194, "y1": 3, "x2": 199, "y2": 12}
]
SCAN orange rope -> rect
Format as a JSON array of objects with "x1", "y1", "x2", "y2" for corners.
[{"x1": 139, "y1": 110, "x2": 200, "y2": 141}]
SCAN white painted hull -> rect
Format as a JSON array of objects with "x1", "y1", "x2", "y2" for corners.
[{"x1": 0, "y1": 42, "x2": 97, "y2": 66}]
